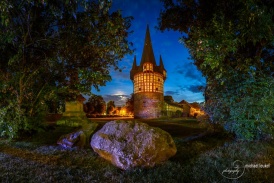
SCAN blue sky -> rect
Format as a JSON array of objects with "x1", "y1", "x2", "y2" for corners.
[{"x1": 92, "y1": 0, "x2": 206, "y2": 106}]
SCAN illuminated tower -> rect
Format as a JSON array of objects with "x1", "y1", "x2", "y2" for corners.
[{"x1": 130, "y1": 25, "x2": 167, "y2": 119}]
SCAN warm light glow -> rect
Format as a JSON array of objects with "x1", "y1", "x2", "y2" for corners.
[
  {"x1": 163, "y1": 70, "x2": 166, "y2": 77},
  {"x1": 143, "y1": 62, "x2": 153, "y2": 72},
  {"x1": 133, "y1": 72, "x2": 164, "y2": 93},
  {"x1": 190, "y1": 107, "x2": 205, "y2": 117}
]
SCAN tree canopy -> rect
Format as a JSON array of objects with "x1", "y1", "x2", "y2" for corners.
[
  {"x1": 164, "y1": 95, "x2": 175, "y2": 104},
  {"x1": 0, "y1": 0, "x2": 133, "y2": 138},
  {"x1": 85, "y1": 95, "x2": 106, "y2": 115},
  {"x1": 125, "y1": 93, "x2": 134, "y2": 115},
  {"x1": 106, "y1": 100, "x2": 115, "y2": 115},
  {"x1": 159, "y1": 0, "x2": 274, "y2": 140}
]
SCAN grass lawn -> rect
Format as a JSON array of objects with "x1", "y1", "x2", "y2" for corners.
[{"x1": 0, "y1": 118, "x2": 273, "y2": 182}]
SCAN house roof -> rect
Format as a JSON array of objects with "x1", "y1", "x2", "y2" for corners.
[
  {"x1": 165, "y1": 101, "x2": 183, "y2": 108},
  {"x1": 179, "y1": 100, "x2": 203, "y2": 110},
  {"x1": 76, "y1": 94, "x2": 86, "y2": 102}
]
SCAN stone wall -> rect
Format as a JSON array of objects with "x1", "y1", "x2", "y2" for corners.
[
  {"x1": 63, "y1": 101, "x2": 85, "y2": 117},
  {"x1": 57, "y1": 100, "x2": 87, "y2": 126},
  {"x1": 134, "y1": 92, "x2": 164, "y2": 119}
]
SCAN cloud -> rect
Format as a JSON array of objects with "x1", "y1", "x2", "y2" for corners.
[
  {"x1": 172, "y1": 90, "x2": 205, "y2": 103},
  {"x1": 165, "y1": 90, "x2": 180, "y2": 96},
  {"x1": 163, "y1": 82, "x2": 205, "y2": 103},
  {"x1": 112, "y1": 56, "x2": 134, "y2": 81},
  {"x1": 103, "y1": 94, "x2": 130, "y2": 106},
  {"x1": 112, "y1": 70, "x2": 129, "y2": 80},
  {"x1": 187, "y1": 84, "x2": 205, "y2": 93},
  {"x1": 175, "y1": 83, "x2": 204, "y2": 94},
  {"x1": 175, "y1": 61, "x2": 204, "y2": 81}
]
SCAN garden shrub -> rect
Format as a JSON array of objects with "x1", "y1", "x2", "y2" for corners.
[
  {"x1": 0, "y1": 100, "x2": 47, "y2": 139},
  {"x1": 205, "y1": 73, "x2": 274, "y2": 141},
  {"x1": 0, "y1": 102, "x2": 26, "y2": 138}
]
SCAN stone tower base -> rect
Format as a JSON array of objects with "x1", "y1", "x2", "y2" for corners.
[{"x1": 134, "y1": 93, "x2": 163, "y2": 119}]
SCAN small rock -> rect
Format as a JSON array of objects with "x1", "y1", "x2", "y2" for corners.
[
  {"x1": 57, "y1": 122, "x2": 98, "y2": 148},
  {"x1": 57, "y1": 130, "x2": 86, "y2": 148}
]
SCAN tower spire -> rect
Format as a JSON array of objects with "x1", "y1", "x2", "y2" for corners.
[
  {"x1": 132, "y1": 55, "x2": 137, "y2": 68},
  {"x1": 159, "y1": 55, "x2": 164, "y2": 68},
  {"x1": 140, "y1": 25, "x2": 157, "y2": 66},
  {"x1": 130, "y1": 55, "x2": 137, "y2": 80}
]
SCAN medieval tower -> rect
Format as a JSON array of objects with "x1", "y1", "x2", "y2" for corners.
[{"x1": 130, "y1": 25, "x2": 167, "y2": 119}]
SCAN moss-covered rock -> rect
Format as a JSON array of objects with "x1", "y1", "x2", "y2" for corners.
[{"x1": 90, "y1": 120, "x2": 177, "y2": 170}]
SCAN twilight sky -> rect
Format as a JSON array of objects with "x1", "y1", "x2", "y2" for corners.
[{"x1": 92, "y1": 0, "x2": 206, "y2": 106}]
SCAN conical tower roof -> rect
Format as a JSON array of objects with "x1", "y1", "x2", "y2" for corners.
[
  {"x1": 140, "y1": 25, "x2": 157, "y2": 66},
  {"x1": 159, "y1": 55, "x2": 165, "y2": 69},
  {"x1": 132, "y1": 55, "x2": 137, "y2": 68},
  {"x1": 130, "y1": 25, "x2": 166, "y2": 81}
]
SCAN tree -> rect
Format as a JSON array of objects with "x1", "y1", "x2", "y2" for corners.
[
  {"x1": 85, "y1": 95, "x2": 106, "y2": 114},
  {"x1": 164, "y1": 95, "x2": 174, "y2": 103},
  {"x1": 159, "y1": 0, "x2": 274, "y2": 140},
  {"x1": 125, "y1": 93, "x2": 134, "y2": 115},
  {"x1": 106, "y1": 100, "x2": 115, "y2": 115},
  {"x1": 0, "y1": 0, "x2": 133, "y2": 138}
]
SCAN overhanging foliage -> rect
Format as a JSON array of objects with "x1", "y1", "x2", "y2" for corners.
[
  {"x1": 0, "y1": 0, "x2": 133, "y2": 138},
  {"x1": 159, "y1": 0, "x2": 274, "y2": 140}
]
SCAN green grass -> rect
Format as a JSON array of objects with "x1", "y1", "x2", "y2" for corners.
[{"x1": 0, "y1": 119, "x2": 273, "y2": 182}]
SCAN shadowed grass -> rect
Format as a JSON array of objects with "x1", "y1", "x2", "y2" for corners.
[{"x1": 0, "y1": 119, "x2": 273, "y2": 182}]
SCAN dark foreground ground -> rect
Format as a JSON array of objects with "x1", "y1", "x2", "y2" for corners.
[{"x1": 0, "y1": 118, "x2": 273, "y2": 182}]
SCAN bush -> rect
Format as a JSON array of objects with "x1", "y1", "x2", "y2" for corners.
[
  {"x1": 205, "y1": 73, "x2": 274, "y2": 141},
  {"x1": 0, "y1": 103, "x2": 26, "y2": 138},
  {"x1": 0, "y1": 100, "x2": 47, "y2": 139}
]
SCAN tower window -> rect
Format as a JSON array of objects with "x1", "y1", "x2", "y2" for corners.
[
  {"x1": 143, "y1": 62, "x2": 153, "y2": 72},
  {"x1": 134, "y1": 72, "x2": 164, "y2": 94}
]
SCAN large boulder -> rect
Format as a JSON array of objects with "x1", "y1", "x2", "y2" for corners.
[{"x1": 90, "y1": 120, "x2": 177, "y2": 170}]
